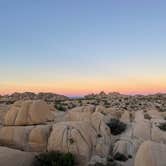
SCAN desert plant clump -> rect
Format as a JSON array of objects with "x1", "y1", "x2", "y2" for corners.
[
  {"x1": 33, "y1": 151, "x2": 75, "y2": 166},
  {"x1": 158, "y1": 122, "x2": 166, "y2": 131},
  {"x1": 106, "y1": 119, "x2": 127, "y2": 135},
  {"x1": 54, "y1": 103, "x2": 66, "y2": 112},
  {"x1": 157, "y1": 105, "x2": 166, "y2": 112},
  {"x1": 144, "y1": 113, "x2": 152, "y2": 120},
  {"x1": 113, "y1": 152, "x2": 128, "y2": 161},
  {"x1": 106, "y1": 157, "x2": 123, "y2": 166}
]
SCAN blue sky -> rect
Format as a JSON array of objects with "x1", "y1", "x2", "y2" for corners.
[{"x1": 0, "y1": 0, "x2": 166, "y2": 95}]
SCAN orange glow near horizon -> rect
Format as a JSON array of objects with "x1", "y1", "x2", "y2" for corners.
[{"x1": 1, "y1": 77, "x2": 166, "y2": 96}]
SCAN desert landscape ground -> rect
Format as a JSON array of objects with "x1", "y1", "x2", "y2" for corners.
[{"x1": 0, "y1": 92, "x2": 165, "y2": 166}]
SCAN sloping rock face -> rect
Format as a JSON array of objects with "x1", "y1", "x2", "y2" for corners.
[
  {"x1": 0, "y1": 100, "x2": 54, "y2": 152},
  {"x1": 66, "y1": 105, "x2": 95, "y2": 122},
  {"x1": 0, "y1": 125, "x2": 51, "y2": 152},
  {"x1": 0, "y1": 146, "x2": 35, "y2": 166},
  {"x1": 0, "y1": 126, "x2": 33, "y2": 150},
  {"x1": 90, "y1": 112, "x2": 111, "y2": 157},
  {"x1": 135, "y1": 141, "x2": 166, "y2": 166},
  {"x1": 28, "y1": 125, "x2": 51, "y2": 152},
  {"x1": 47, "y1": 121, "x2": 97, "y2": 166},
  {"x1": 47, "y1": 120, "x2": 111, "y2": 166},
  {"x1": 112, "y1": 140, "x2": 134, "y2": 161},
  {"x1": 4, "y1": 100, "x2": 55, "y2": 125},
  {"x1": 133, "y1": 121, "x2": 151, "y2": 141},
  {"x1": 151, "y1": 119, "x2": 166, "y2": 144}
]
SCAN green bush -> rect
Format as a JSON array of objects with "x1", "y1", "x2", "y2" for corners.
[
  {"x1": 158, "y1": 122, "x2": 166, "y2": 131},
  {"x1": 106, "y1": 119, "x2": 126, "y2": 135},
  {"x1": 33, "y1": 151, "x2": 75, "y2": 166}
]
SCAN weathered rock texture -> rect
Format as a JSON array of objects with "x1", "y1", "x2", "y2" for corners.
[
  {"x1": 4, "y1": 100, "x2": 55, "y2": 125},
  {"x1": 135, "y1": 141, "x2": 166, "y2": 166}
]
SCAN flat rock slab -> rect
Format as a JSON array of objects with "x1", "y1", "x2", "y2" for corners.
[{"x1": 0, "y1": 146, "x2": 35, "y2": 166}]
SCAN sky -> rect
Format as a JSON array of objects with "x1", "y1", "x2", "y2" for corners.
[{"x1": 0, "y1": 0, "x2": 166, "y2": 96}]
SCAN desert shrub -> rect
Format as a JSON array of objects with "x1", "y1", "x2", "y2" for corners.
[
  {"x1": 158, "y1": 107, "x2": 166, "y2": 112},
  {"x1": 158, "y1": 122, "x2": 166, "y2": 131},
  {"x1": 6, "y1": 101, "x2": 15, "y2": 105},
  {"x1": 106, "y1": 119, "x2": 126, "y2": 135},
  {"x1": 105, "y1": 105, "x2": 111, "y2": 108},
  {"x1": 106, "y1": 157, "x2": 123, "y2": 166},
  {"x1": 107, "y1": 162, "x2": 122, "y2": 166},
  {"x1": 54, "y1": 104, "x2": 66, "y2": 112},
  {"x1": 68, "y1": 104, "x2": 76, "y2": 109},
  {"x1": 113, "y1": 152, "x2": 127, "y2": 161},
  {"x1": 33, "y1": 151, "x2": 75, "y2": 166},
  {"x1": 144, "y1": 113, "x2": 152, "y2": 120},
  {"x1": 88, "y1": 163, "x2": 105, "y2": 166}
]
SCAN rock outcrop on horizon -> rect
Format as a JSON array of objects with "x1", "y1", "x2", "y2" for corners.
[{"x1": 0, "y1": 92, "x2": 68, "y2": 104}]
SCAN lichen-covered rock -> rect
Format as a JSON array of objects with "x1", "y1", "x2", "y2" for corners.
[
  {"x1": 135, "y1": 141, "x2": 166, "y2": 166},
  {"x1": 4, "y1": 100, "x2": 55, "y2": 125}
]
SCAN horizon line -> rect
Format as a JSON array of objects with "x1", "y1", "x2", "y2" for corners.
[{"x1": 1, "y1": 90, "x2": 166, "y2": 98}]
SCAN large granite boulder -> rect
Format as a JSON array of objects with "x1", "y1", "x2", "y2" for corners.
[
  {"x1": 151, "y1": 119, "x2": 166, "y2": 144},
  {"x1": 4, "y1": 100, "x2": 55, "y2": 125},
  {"x1": 0, "y1": 126, "x2": 33, "y2": 150},
  {"x1": 120, "y1": 111, "x2": 131, "y2": 123},
  {"x1": 47, "y1": 121, "x2": 97, "y2": 166},
  {"x1": 47, "y1": 120, "x2": 111, "y2": 166},
  {"x1": 112, "y1": 139, "x2": 134, "y2": 161},
  {"x1": 90, "y1": 112, "x2": 111, "y2": 156},
  {"x1": 66, "y1": 105, "x2": 95, "y2": 122},
  {"x1": 0, "y1": 125, "x2": 51, "y2": 152},
  {"x1": 28, "y1": 125, "x2": 51, "y2": 152},
  {"x1": 133, "y1": 121, "x2": 151, "y2": 141},
  {"x1": 135, "y1": 140, "x2": 166, "y2": 166}
]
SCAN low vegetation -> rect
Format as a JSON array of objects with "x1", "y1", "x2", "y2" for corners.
[
  {"x1": 106, "y1": 119, "x2": 126, "y2": 135},
  {"x1": 144, "y1": 113, "x2": 152, "y2": 120},
  {"x1": 113, "y1": 152, "x2": 128, "y2": 161},
  {"x1": 33, "y1": 151, "x2": 75, "y2": 166},
  {"x1": 55, "y1": 104, "x2": 66, "y2": 111},
  {"x1": 158, "y1": 122, "x2": 166, "y2": 131}
]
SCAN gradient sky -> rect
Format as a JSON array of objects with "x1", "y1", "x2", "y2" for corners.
[{"x1": 0, "y1": 0, "x2": 166, "y2": 96}]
